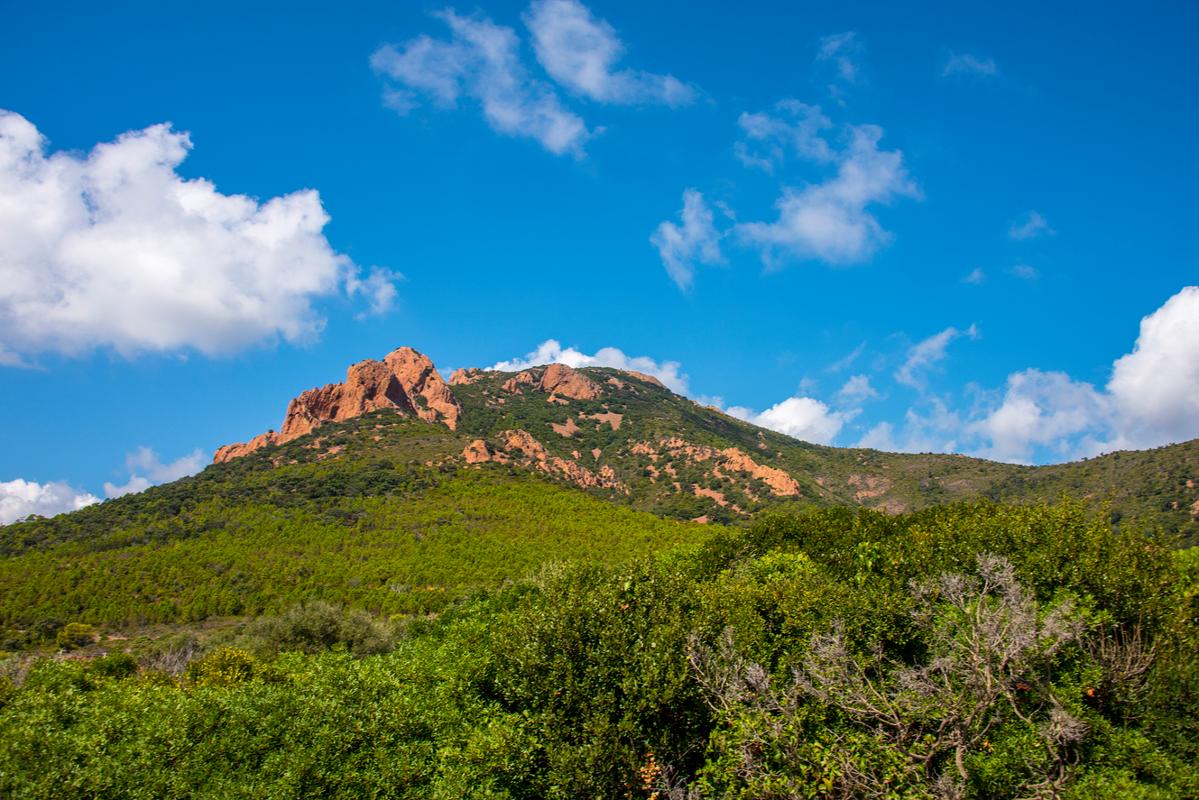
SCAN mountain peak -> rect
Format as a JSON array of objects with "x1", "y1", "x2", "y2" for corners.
[{"x1": 214, "y1": 347, "x2": 460, "y2": 463}]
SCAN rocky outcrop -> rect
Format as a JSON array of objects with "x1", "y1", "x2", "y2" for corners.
[
  {"x1": 539, "y1": 364, "x2": 602, "y2": 400},
  {"x1": 625, "y1": 371, "x2": 666, "y2": 389},
  {"x1": 385, "y1": 347, "x2": 461, "y2": 429},
  {"x1": 213, "y1": 431, "x2": 280, "y2": 464},
  {"x1": 630, "y1": 438, "x2": 801, "y2": 498},
  {"x1": 449, "y1": 367, "x2": 483, "y2": 385},
  {"x1": 214, "y1": 347, "x2": 460, "y2": 463},
  {"x1": 466, "y1": 429, "x2": 627, "y2": 493}
]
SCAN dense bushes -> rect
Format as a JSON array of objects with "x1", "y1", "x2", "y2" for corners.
[{"x1": 0, "y1": 501, "x2": 1195, "y2": 798}]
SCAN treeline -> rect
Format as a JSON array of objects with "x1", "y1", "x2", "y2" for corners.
[
  {"x1": 0, "y1": 472, "x2": 697, "y2": 644},
  {"x1": 1, "y1": 501, "x2": 1195, "y2": 798}
]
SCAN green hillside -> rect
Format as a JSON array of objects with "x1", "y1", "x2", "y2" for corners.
[
  {"x1": 2, "y1": 362, "x2": 1196, "y2": 648},
  {"x1": 2, "y1": 502, "x2": 1196, "y2": 798}
]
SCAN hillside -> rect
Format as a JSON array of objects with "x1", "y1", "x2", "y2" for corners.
[
  {"x1": 3, "y1": 345, "x2": 1197, "y2": 645},
  {"x1": 2, "y1": 347, "x2": 1198, "y2": 798},
  {"x1": 212, "y1": 346, "x2": 1198, "y2": 538}
]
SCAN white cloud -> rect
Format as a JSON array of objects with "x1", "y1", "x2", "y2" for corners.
[
  {"x1": 969, "y1": 370, "x2": 1112, "y2": 462},
  {"x1": 1009, "y1": 210, "x2": 1054, "y2": 240},
  {"x1": 816, "y1": 32, "x2": 863, "y2": 85},
  {"x1": 866, "y1": 286, "x2": 1199, "y2": 462},
  {"x1": 346, "y1": 266, "x2": 401, "y2": 317},
  {"x1": 963, "y1": 267, "x2": 986, "y2": 284},
  {"x1": 490, "y1": 338, "x2": 689, "y2": 393},
  {"x1": 1010, "y1": 264, "x2": 1039, "y2": 280},
  {"x1": 857, "y1": 421, "x2": 896, "y2": 451},
  {"x1": 895, "y1": 324, "x2": 978, "y2": 390},
  {"x1": 0, "y1": 479, "x2": 99, "y2": 525},
  {"x1": 372, "y1": 10, "x2": 591, "y2": 156},
  {"x1": 735, "y1": 100, "x2": 834, "y2": 172},
  {"x1": 650, "y1": 189, "x2": 724, "y2": 289},
  {"x1": 838, "y1": 373, "x2": 878, "y2": 401},
  {"x1": 942, "y1": 52, "x2": 999, "y2": 78},
  {"x1": 0, "y1": 110, "x2": 388, "y2": 363},
  {"x1": 726, "y1": 396, "x2": 851, "y2": 445},
  {"x1": 1107, "y1": 285, "x2": 1199, "y2": 449},
  {"x1": 826, "y1": 341, "x2": 866, "y2": 373},
  {"x1": 737, "y1": 123, "x2": 920, "y2": 265},
  {"x1": 525, "y1": 0, "x2": 694, "y2": 106},
  {"x1": 103, "y1": 446, "x2": 206, "y2": 498}
]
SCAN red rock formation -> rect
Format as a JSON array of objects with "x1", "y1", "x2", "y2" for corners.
[
  {"x1": 385, "y1": 347, "x2": 461, "y2": 430},
  {"x1": 479, "y1": 429, "x2": 628, "y2": 493},
  {"x1": 539, "y1": 363, "x2": 602, "y2": 400},
  {"x1": 214, "y1": 347, "x2": 461, "y2": 463},
  {"x1": 213, "y1": 431, "x2": 279, "y2": 464},
  {"x1": 624, "y1": 370, "x2": 666, "y2": 389},
  {"x1": 449, "y1": 367, "x2": 483, "y2": 385}
]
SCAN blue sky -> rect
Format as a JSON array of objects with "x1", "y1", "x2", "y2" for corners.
[{"x1": 1, "y1": 0, "x2": 1197, "y2": 521}]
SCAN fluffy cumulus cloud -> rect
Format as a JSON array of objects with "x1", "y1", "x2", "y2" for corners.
[
  {"x1": 969, "y1": 370, "x2": 1112, "y2": 462},
  {"x1": 1107, "y1": 286, "x2": 1199, "y2": 448},
  {"x1": 737, "y1": 121, "x2": 921, "y2": 265},
  {"x1": 0, "y1": 479, "x2": 98, "y2": 525},
  {"x1": 524, "y1": 0, "x2": 694, "y2": 106},
  {"x1": 103, "y1": 446, "x2": 207, "y2": 498},
  {"x1": 1009, "y1": 211, "x2": 1054, "y2": 240},
  {"x1": 726, "y1": 396, "x2": 851, "y2": 445},
  {"x1": 942, "y1": 52, "x2": 999, "y2": 78},
  {"x1": 865, "y1": 287, "x2": 1199, "y2": 463},
  {"x1": 894, "y1": 324, "x2": 978, "y2": 389},
  {"x1": 372, "y1": 10, "x2": 591, "y2": 156},
  {"x1": 649, "y1": 189, "x2": 724, "y2": 289},
  {"x1": 0, "y1": 111, "x2": 390, "y2": 363},
  {"x1": 490, "y1": 338, "x2": 689, "y2": 394}
]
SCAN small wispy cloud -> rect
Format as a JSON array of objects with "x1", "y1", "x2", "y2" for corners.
[
  {"x1": 104, "y1": 447, "x2": 207, "y2": 498},
  {"x1": 650, "y1": 189, "x2": 725, "y2": 290},
  {"x1": 525, "y1": 0, "x2": 696, "y2": 106},
  {"x1": 963, "y1": 267, "x2": 986, "y2": 285},
  {"x1": 895, "y1": 324, "x2": 979, "y2": 390},
  {"x1": 1010, "y1": 264, "x2": 1039, "y2": 280},
  {"x1": 941, "y1": 51, "x2": 1000, "y2": 78},
  {"x1": 1008, "y1": 210, "x2": 1054, "y2": 240},
  {"x1": 817, "y1": 31, "x2": 864, "y2": 84}
]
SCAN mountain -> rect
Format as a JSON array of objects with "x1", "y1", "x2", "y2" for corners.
[
  {"x1": 213, "y1": 346, "x2": 1199, "y2": 537},
  {"x1": 3, "y1": 347, "x2": 1197, "y2": 798},
  {"x1": 1, "y1": 345, "x2": 1196, "y2": 642}
]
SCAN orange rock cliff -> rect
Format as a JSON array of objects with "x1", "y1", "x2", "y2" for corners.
[{"x1": 213, "y1": 347, "x2": 461, "y2": 463}]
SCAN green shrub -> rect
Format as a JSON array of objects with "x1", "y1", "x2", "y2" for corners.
[
  {"x1": 184, "y1": 647, "x2": 258, "y2": 688},
  {"x1": 55, "y1": 622, "x2": 95, "y2": 651}
]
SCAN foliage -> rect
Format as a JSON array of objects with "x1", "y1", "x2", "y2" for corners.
[
  {"x1": 55, "y1": 622, "x2": 95, "y2": 650},
  {"x1": 0, "y1": 501, "x2": 1194, "y2": 798}
]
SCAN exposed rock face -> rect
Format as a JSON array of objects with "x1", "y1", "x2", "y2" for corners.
[
  {"x1": 385, "y1": 347, "x2": 461, "y2": 430},
  {"x1": 625, "y1": 371, "x2": 666, "y2": 389},
  {"x1": 463, "y1": 439, "x2": 503, "y2": 464},
  {"x1": 501, "y1": 371, "x2": 537, "y2": 393},
  {"x1": 550, "y1": 417, "x2": 581, "y2": 437},
  {"x1": 214, "y1": 347, "x2": 460, "y2": 463},
  {"x1": 587, "y1": 411, "x2": 623, "y2": 430},
  {"x1": 467, "y1": 429, "x2": 628, "y2": 493},
  {"x1": 449, "y1": 367, "x2": 483, "y2": 386},
  {"x1": 539, "y1": 364, "x2": 602, "y2": 401},
  {"x1": 213, "y1": 431, "x2": 280, "y2": 464},
  {"x1": 630, "y1": 438, "x2": 801, "y2": 498}
]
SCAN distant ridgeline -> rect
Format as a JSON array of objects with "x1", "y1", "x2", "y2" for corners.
[{"x1": 209, "y1": 346, "x2": 1199, "y2": 537}]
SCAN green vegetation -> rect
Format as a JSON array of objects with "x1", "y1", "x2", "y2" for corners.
[{"x1": 1, "y1": 502, "x2": 1195, "y2": 798}]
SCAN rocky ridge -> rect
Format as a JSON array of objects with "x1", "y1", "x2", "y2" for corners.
[{"x1": 214, "y1": 347, "x2": 461, "y2": 463}]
